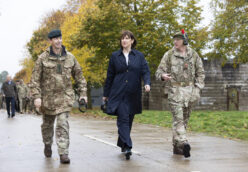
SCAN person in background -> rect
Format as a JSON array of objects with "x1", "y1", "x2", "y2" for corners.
[
  {"x1": 1, "y1": 75, "x2": 17, "y2": 118},
  {"x1": 16, "y1": 79, "x2": 28, "y2": 114}
]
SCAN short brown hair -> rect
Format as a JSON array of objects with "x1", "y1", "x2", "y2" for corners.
[{"x1": 120, "y1": 30, "x2": 137, "y2": 49}]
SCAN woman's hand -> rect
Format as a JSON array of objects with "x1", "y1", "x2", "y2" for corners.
[
  {"x1": 103, "y1": 97, "x2": 108, "y2": 101},
  {"x1": 144, "y1": 85, "x2": 150, "y2": 92}
]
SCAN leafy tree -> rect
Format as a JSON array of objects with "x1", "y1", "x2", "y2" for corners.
[
  {"x1": 25, "y1": 0, "x2": 208, "y2": 107},
  {"x1": 179, "y1": 0, "x2": 209, "y2": 57},
  {"x1": 26, "y1": 10, "x2": 66, "y2": 61},
  {"x1": 70, "y1": 0, "x2": 207, "y2": 75},
  {"x1": 0, "y1": 71, "x2": 8, "y2": 83},
  {"x1": 61, "y1": 0, "x2": 105, "y2": 108},
  {"x1": 209, "y1": 0, "x2": 248, "y2": 64},
  {"x1": 14, "y1": 57, "x2": 34, "y2": 83},
  {"x1": 13, "y1": 69, "x2": 26, "y2": 82},
  {"x1": 63, "y1": 0, "x2": 82, "y2": 13}
]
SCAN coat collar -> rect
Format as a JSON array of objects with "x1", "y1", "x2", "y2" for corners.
[
  {"x1": 117, "y1": 49, "x2": 136, "y2": 56},
  {"x1": 117, "y1": 49, "x2": 137, "y2": 67},
  {"x1": 173, "y1": 46, "x2": 193, "y2": 59},
  {"x1": 46, "y1": 45, "x2": 67, "y2": 60}
]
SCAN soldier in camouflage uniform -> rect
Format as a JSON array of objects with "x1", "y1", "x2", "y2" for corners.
[
  {"x1": 155, "y1": 30, "x2": 205, "y2": 158},
  {"x1": 16, "y1": 79, "x2": 28, "y2": 114},
  {"x1": 30, "y1": 29, "x2": 87, "y2": 164},
  {"x1": 26, "y1": 83, "x2": 34, "y2": 114}
]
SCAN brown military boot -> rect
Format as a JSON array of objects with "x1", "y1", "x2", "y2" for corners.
[
  {"x1": 60, "y1": 154, "x2": 70, "y2": 164},
  {"x1": 44, "y1": 145, "x2": 52, "y2": 157}
]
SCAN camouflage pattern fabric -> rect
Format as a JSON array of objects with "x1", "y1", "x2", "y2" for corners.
[
  {"x1": 41, "y1": 112, "x2": 70, "y2": 155},
  {"x1": 155, "y1": 47, "x2": 205, "y2": 148},
  {"x1": 30, "y1": 46, "x2": 87, "y2": 156},
  {"x1": 17, "y1": 82, "x2": 28, "y2": 113},
  {"x1": 30, "y1": 47, "x2": 87, "y2": 115},
  {"x1": 25, "y1": 86, "x2": 34, "y2": 113}
]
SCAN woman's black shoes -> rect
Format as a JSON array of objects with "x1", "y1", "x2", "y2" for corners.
[
  {"x1": 121, "y1": 147, "x2": 125, "y2": 153},
  {"x1": 125, "y1": 149, "x2": 132, "y2": 160}
]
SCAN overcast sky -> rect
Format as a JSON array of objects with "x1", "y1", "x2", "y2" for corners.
[{"x1": 0, "y1": 0, "x2": 213, "y2": 77}]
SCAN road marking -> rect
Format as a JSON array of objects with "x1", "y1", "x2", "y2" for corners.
[
  {"x1": 84, "y1": 134, "x2": 141, "y2": 155},
  {"x1": 27, "y1": 115, "x2": 142, "y2": 155}
]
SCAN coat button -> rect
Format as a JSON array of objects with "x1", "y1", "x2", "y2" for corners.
[
  {"x1": 126, "y1": 70, "x2": 128, "y2": 72},
  {"x1": 126, "y1": 80, "x2": 128, "y2": 83}
]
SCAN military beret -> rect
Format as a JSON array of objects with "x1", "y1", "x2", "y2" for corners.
[
  {"x1": 173, "y1": 32, "x2": 184, "y2": 39},
  {"x1": 48, "y1": 29, "x2": 62, "y2": 39}
]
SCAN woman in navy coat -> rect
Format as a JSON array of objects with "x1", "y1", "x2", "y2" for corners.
[{"x1": 103, "y1": 30, "x2": 151, "y2": 160}]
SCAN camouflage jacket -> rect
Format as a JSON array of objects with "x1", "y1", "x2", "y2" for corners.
[
  {"x1": 17, "y1": 83, "x2": 28, "y2": 98},
  {"x1": 30, "y1": 46, "x2": 87, "y2": 115},
  {"x1": 155, "y1": 47, "x2": 205, "y2": 106}
]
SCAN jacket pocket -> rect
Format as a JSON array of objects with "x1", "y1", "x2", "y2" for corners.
[{"x1": 190, "y1": 86, "x2": 200, "y2": 103}]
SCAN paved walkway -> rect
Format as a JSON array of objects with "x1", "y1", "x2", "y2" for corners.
[{"x1": 0, "y1": 109, "x2": 247, "y2": 172}]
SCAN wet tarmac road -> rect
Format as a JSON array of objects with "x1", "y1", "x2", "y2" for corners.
[{"x1": 0, "y1": 109, "x2": 248, "y2": 172}]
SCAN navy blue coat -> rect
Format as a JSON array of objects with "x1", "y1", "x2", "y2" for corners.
[{"x1": 103, "y1": 49, "x2": 151, "y2": 116}]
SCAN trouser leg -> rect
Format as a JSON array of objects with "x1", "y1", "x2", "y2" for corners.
[
  {"x1": 116, "y1": 100, "x2": 134, "y2": 149},
  {"x1": 56, "y1": 112, "x2": 70, "y2": 155},
  {"x1": 183, "y1": 106, "x2": 192, "y2": 129},
  {"x1": 170, "y1": 104, "x2": 188, "y2": 148},
  {"x1": 5, "y1": 97, "x2": 11, "y2": 115},
  {"x1": 41, "y1": 115, "x2": 56, "y2": 146},
  {"x1": 10, "y1": 97, "x2": 15, "y2": 115},
  {"x1": 19, "y1": 98, "x2": 23, "y2": 113}
]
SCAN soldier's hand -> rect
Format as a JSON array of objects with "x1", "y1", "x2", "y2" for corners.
[
  {"x1": 144, "y1": 85, "x2": 150, "y2": 92},
  {"x1": 79, "y1": 96, "x2": 87, "y2": 103},
  {"x1": 161, "y1": 73, "x2": 172, "y2": 81},
  {"x1": 34, "y1": 98, "x2": 42, "y2": 108}
]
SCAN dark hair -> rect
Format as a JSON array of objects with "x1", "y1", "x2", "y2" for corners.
[{"x1": 120, "y1": 30, "x2": 137, "y2": 49}]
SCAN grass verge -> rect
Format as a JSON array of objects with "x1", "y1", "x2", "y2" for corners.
[{"x1": 71, "y1": 108, "x2": 248, "y2": 141}]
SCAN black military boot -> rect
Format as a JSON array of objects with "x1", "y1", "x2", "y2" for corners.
[
  {"x1": 44, "y1": 145, "x2": 52, "y2": 157},
  {"x1": 60, "y1": 154, "x2": 70, "y2": 164},
  {"x1": 173, "y1": 146, "x2": 183, "y2": 155},
  {"x1": 183, "y1": 143, "x2": 191, "y2": 158}
]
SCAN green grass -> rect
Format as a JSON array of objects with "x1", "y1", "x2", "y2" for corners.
[{"x1": 72, "y1": 108, "x2": 248, "y2": 141}]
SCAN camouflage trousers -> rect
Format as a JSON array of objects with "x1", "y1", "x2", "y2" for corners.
[
  {"x1": 41, "y1": 112, "x2": 70, "y2": 155},
  {"x1": 19, "y1": 97, "x2": 24, "y2": 113},
  {"x1": 170, "y1": 103, "x2": 192, "y2": 148}
]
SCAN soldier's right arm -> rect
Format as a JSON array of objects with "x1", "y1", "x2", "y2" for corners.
[
  {"x1": 155, "y1": 51, "x2": 170, "y2": 81},
  {"x1": 30, "y1": 57, "x2": 43, "y2": 99}
]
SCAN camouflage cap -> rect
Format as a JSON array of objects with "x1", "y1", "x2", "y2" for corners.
[{"x1": 48, "y1": 29, "x2": 62, "y2": 39}]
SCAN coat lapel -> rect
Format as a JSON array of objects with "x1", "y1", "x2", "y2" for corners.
[
  {"x1": 117, "y1": 50, "x2": 128, "y2": 67},
  {"x1": 128, "y1": 50, "x2": 137, "y2": 67}
]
